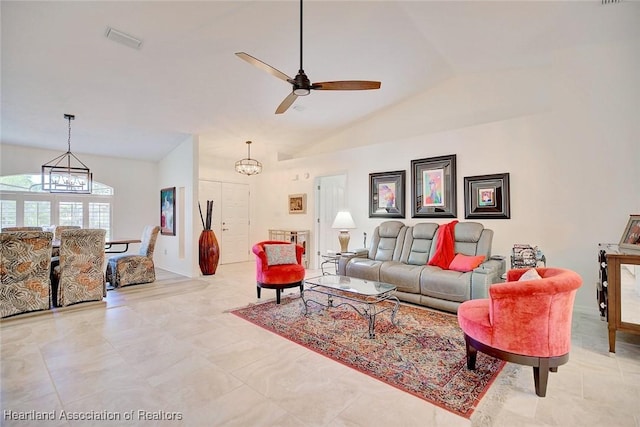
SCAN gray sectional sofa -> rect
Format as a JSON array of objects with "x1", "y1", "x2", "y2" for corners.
[{"x1": 337, "y1": 220, "x2": 505, "y2": 313}]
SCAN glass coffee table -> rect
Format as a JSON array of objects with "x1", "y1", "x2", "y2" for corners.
[{"x1": 302, "y1": 275, "x2": 400, "y2": 338}]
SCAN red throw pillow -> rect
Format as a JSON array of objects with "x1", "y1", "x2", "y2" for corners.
[{"x1": 448, "y1": 254, "x2": 485, "y2": 272}]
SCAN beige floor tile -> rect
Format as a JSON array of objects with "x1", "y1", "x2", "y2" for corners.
[{"x1": 3, "y1": 262, "x2": 640, "y2": 427}]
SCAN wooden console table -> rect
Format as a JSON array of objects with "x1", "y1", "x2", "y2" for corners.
[{"x1": 598, "y1": 244, "x2": 640, "y2": 353}]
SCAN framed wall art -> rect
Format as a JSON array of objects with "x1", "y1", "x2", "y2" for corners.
[
  {"x1": 620, "y1": 214, "x2": 640, "y2": 251},
  {"x1": 463, "y1": 173, "x2": 510, "y2": 219},
  {"x1": 160, "y1": 187, "x2": 176, "y2": 236},
  {"x1": 411, "y1": 154, "x2": 457, "y2": 218},
  {"x1": 369, "y1": 170, "x2": 405, "y2": 218},
  {"x1": 288, "y1": 193, "x2": 307, "y2": 214}
]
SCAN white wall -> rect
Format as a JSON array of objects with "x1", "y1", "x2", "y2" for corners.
[
  {"x1": 155, "y1": 135, "x2": 199, "y2": 277},
  {"x1": 249, "y1": 38, "x2": 640, "y2": 313}
]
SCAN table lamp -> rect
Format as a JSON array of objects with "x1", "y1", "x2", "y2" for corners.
[{"x1": 332, "y1": 211, "x2": 356, "y2": 253}]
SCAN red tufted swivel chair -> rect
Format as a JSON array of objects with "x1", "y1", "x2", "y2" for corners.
[
  {"x1": 252, "y1": 241, "x2": 306, "y2": 304},
  {"x1": 457, "y1": 267, "x2": 582, "y2": 397}
]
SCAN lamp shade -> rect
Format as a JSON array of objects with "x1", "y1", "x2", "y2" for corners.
[{"x1": 332, "y1": 211, "x2": 356, "y2": 230}]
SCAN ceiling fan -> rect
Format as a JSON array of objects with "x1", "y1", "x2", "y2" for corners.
[{"x1": 235, "y1": 0, "x2": 381, "y2": 114}]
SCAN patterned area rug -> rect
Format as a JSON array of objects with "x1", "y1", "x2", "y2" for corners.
[{"x1": 231, "y1": 296, "x2": 505, "y2": 418}]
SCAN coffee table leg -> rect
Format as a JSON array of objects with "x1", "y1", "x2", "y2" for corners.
[
  {"x1": 369, "y1": 314, "x2": 377, "y2": 338},
  {"x1": 301, "y1": 289, "x2": 310, "y2": 315},
  {"x1": 327, "y1": 295, "x2": 334, "y2": 307},
  {"x1": 390, "y1": 296, "x2": 400, "y2": 326}
]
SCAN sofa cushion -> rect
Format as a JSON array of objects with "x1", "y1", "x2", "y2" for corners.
[
  {"x1": 380, "y1": 261, "x2": 426, "y2": 294},
  {"x1": 448, "y1": 254, "x2": 485, "y2": 272},
  {"x1": 400, "y1": 224, "x2": 438, "y2": 266},
  {"x1": 453, "y1": 222, "x2": 489, "y2": 256},
  {"x1": 369, "y1": 220, "x2": 406, "y2": 262},
  {"x1": 345, "y1": 258, "x2": 383, "y2": 281},
  {"x1": 264, "y1": 244, "x2": 297, "y2": 266},
  {"x1": 420, "y1": 268, "x2": 472, "y2": 302}
]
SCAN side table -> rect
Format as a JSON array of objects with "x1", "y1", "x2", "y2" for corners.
[{"x1": 321, "y1": 253, "x2": 339, "y2": 275}]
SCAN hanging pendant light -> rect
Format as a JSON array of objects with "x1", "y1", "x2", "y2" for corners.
[
  {"x1": 235, "y1": 140, "x2": 262, "y2": 176},
  {"x1": 41, "y1": 114, "x2": 93, "y2": 193}
]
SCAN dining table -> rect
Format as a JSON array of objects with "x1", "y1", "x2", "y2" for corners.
[{"x1": 52, "y1": 238, "x2": 142, "y2": 254}]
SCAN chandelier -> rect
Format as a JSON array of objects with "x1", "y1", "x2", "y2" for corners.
[
  {"x1": 235, "y1": 140, "x2": 262, "y2": 176},
  {"x1": 41, "y1": 114, "x2": 93, "y2": 194}
]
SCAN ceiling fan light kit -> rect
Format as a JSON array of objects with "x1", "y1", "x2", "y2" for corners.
[{"x1": 235, "y1": 0, "x2": 380, "y2": 114}]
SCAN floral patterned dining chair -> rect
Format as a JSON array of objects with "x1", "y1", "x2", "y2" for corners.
[
  {"x1": 52, "y1": 229, "x2": 106, "y2": 307},
  {"x1": 51, "y1": 225, "x2": 81, "y2": 257},
  {"x1": 1, "y1": 227, "x2": 43, "y2": 231},
  {"x1": 0, "y1": 230, "x2": 53, "y2": 318},
  {"x1": 105, "y1": 225, "x2": 160, "y2": 288}
]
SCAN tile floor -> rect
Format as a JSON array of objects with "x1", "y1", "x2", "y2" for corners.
[{"x1": 1, "y1": 262, "x2": 639, "y2": 427}]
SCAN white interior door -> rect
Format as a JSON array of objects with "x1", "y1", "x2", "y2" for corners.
[
  {"x1": 199, "y1": 180, "x2": 250, "y2": 265},
  {"x1": 315, "y1": 174, "x2": 347, "y2": 269},
  {"x1": 220, "y1": 182, "x2": 250, "y2": 264}
]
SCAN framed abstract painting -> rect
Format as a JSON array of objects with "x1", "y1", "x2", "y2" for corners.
[
  {"x1": 463, "y1": 173, "x2": 510, "y2": 219},
  {"x1": 369, "y1": 170, "x2": 405, "y2": 218},
  {"x1": 411, "y1": 154, "x2": 457, "y2": 218},
  {"x1": 160, "y1": 187, "x2": 176, "y2": 236}
]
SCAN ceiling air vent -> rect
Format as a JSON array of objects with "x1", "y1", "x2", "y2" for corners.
[{"x1": 105, "y1": 27, "x2": 143, "y2": 50}]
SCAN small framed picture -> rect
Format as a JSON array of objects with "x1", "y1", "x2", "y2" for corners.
[
  {"x1": 369, "y1": 170, "x2": 405, "y2": 218},
  {"x1": 288, "y1": 193, "x2": 306, "y2": 214},
  {"x1": 463, "y1": 173, "x2": 510, "y2": 219},
  {"x1": 620, "y1": 215, "x2": 640, "y2": 251}
]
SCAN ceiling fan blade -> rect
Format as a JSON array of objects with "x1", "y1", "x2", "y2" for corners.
[
  {"x1": 312, "y1": 81, "x2": 381, "y2": 91},
  {"x1": 275, "y1": 92, "x2": 298, "y2": 114},
  {"x1": 235, "y1": 52, "x2": 291, "y2": 83}
]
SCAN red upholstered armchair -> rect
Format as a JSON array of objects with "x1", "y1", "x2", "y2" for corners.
[
  {"x1": 252, "y1": 241, "x2": 306, "y2": 304},
  {"x1": 457, "y1": 267, "x2": 582, "y2": 397}
]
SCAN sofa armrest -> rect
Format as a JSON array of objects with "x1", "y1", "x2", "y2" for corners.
[
  {"x1": 337, "y1": 250, "x2": 368, "y2": 275},
  {"x1": 470, "y1": 258, "x2": 506, "y2": 299},
  {"x1": 348, "y1": 248, "x2": 369, "y2": 257}
]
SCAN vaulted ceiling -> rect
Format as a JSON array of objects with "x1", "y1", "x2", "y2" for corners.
[{"x1": 1, "y1": 0, "x2": 635, "y2": 163}]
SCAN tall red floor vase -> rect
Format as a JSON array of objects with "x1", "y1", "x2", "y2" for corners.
[{"x1": 199, "y1": 229, "x2": 220, "y2": 275}]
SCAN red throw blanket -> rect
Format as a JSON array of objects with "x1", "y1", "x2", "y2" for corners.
[{"x1": 428, "y1": 220, "x2": 458, "y2": 269}]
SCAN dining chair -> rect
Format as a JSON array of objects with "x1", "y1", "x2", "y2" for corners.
[
  {"x1": 52, "y1": 229, "x2": 106, "y2": 307},
  {"x1": 51, "y1": 225, "x2": 81, "y2": 257},
  {"x1": 1, "y1": 230, "x2": 53, "y2": 318},
  {"x1": 105, "y1": 225, "x2": 160, "y2": 288},
  {"x1": 1, "y1": 226, "x2": 43, "y2": 231}
]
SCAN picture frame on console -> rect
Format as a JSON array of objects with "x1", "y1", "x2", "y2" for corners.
[
  {"x1": 463, "y1": 173, "x2": 511, "y2": 219},
  {"x1": 411, "y1": 154, "x2": 456, "y2": 218},
  {"x1": 619, "y1": 214, "x2": 640, "y2": 251},
  {"x1": 160, "y1": 187, "x2": 176, "y2": 236},
  {"x1": 369, "y1": 170, "x2": 405, "y2": 218}
]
